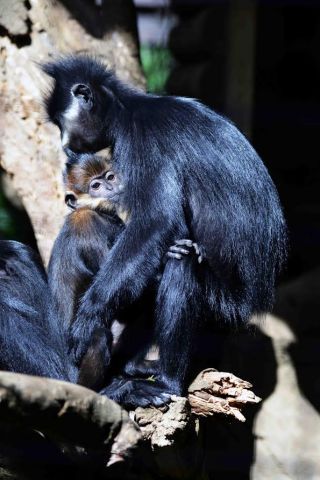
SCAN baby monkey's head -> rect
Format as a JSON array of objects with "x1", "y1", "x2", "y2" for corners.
[{"x1": 64, "y1": 150, "x2": 125, "y2": 212}]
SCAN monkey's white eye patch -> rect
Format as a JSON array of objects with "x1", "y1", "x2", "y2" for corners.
[{"x1": 64, "y1": 97, "x2": 80, "y2": 122}]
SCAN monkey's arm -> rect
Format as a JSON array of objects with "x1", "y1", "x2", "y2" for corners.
[{"x1": 69, "y1": 217, "x2": 174, "y2": 365}]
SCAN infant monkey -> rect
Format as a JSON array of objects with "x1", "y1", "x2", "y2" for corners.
[{"x1": 49, "y1": 151, "x2": 127, "y2": 391}]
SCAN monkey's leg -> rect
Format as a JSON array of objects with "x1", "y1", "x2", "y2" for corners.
[
  {"x1": 107, "y1": 312, "x2": 157, "y2": 379},
  {"x1": 106, "y1": 257, "x2": 201, "y2": 407},
  {"x1": 154, "y1": 257, "x2": 202, "y2": 396},
  {"x1": 77, "y1": 327, "x2": 113, "y2": 391}
]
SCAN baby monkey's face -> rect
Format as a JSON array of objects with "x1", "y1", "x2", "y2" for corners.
[
  {"x1": 64, "y1": 152, "x2": 125, "y2": 210},
  {"x1": 88, "y1": 168, "x2": 124, "y2": 203}
]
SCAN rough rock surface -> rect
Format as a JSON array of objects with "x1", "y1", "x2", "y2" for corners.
[{"x1": 0, "y1": 0, "x2": 145, "y2": 264}]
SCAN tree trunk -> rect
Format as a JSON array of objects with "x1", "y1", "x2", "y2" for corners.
[{"x1": 0, "y1": 0, "x2": 145, "y2": 264}]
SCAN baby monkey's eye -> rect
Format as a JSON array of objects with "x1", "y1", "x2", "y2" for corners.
[
  {"x1": 105, "y1": 171, "x2": 115, "y2": 181},
  {"x1": 91, "y1": 181, "x2": 101, "y2": 190}
]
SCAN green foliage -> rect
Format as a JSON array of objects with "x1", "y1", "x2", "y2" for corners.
[{"x1": 140, "y1": 45, "x2": 173, "y2": 94}]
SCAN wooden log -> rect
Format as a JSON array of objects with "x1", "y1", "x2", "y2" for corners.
[{"x1": 0, "y1": 368, "x2": 260, "y2": 477}]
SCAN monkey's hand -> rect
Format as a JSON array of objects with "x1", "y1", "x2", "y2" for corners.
[
  {"x1": 166, "y1": 239, "x2": 203, "y2": 263},
  {"x1": 69, "y1": 301, "x2": 112, "y2": 367}
]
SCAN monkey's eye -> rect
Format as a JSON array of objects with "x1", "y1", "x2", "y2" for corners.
[
  {"x1": 91, "y1": 181, "x2": 102, "y2": 190},
  {"x1": 105, "y1": 171, "x2": 115, "y2": 181}
]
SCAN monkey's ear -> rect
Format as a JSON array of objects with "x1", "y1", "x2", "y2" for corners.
[
  {"x1": 71, "y1": 84, "x2": 93, "y2": 109},
  {"x1": 65, "y1": 192, "x2": 78, "y2": 210}
]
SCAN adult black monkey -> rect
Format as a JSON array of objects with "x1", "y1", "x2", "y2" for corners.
[
  {"x1": 0, "y1": 240, "x2": 76, "y2": 381},
  {"x1": 42, "y1": 56, "x2": 287, "y2": 403}
]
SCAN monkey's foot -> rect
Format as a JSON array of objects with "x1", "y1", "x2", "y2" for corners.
[
  {"x1": 124, "y1": 359, "x2": 160, "y2": 378},
  {"x1": 167, "y1": 239, "x2": 203, "y2": 263},
  {"x1": 100, "y1": 377, "x2": 172, "y2": 409}
]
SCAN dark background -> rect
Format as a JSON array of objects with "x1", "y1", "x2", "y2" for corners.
[{"x1": 135, "y1": 2, "x2": 320, "y2": 477}]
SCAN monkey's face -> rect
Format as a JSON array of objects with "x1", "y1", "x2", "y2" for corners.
[
  {"x1": 65, "y1": 166, "x2": 124, "y2": 211},
  {"x1": 48, "y1": 83, "x2": 108, "y2": 154},
  {"x1": 88, "y1": 169, "x2": 124, "y2": 203}
]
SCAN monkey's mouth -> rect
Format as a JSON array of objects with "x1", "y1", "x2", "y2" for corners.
[
  {"x1": 108, "y1": 189, "x2": 124, "y2": 203},
  {"x1": 107, "y1": 194, "x2": 121, "y2": 203}
]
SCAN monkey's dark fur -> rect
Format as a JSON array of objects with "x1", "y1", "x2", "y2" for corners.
[
  {"x1": 48, "y1": 180, "x2": 123, "y2": 391},
  {"x1": 0, "y1": 240, "x2": 76, "y2": 381},
  {"x1": 43, "y1": 55, "x2": 287, "y2": 404},
  {"x1": 48, "y1": 154, "x2": 125, "y2": 337}
]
